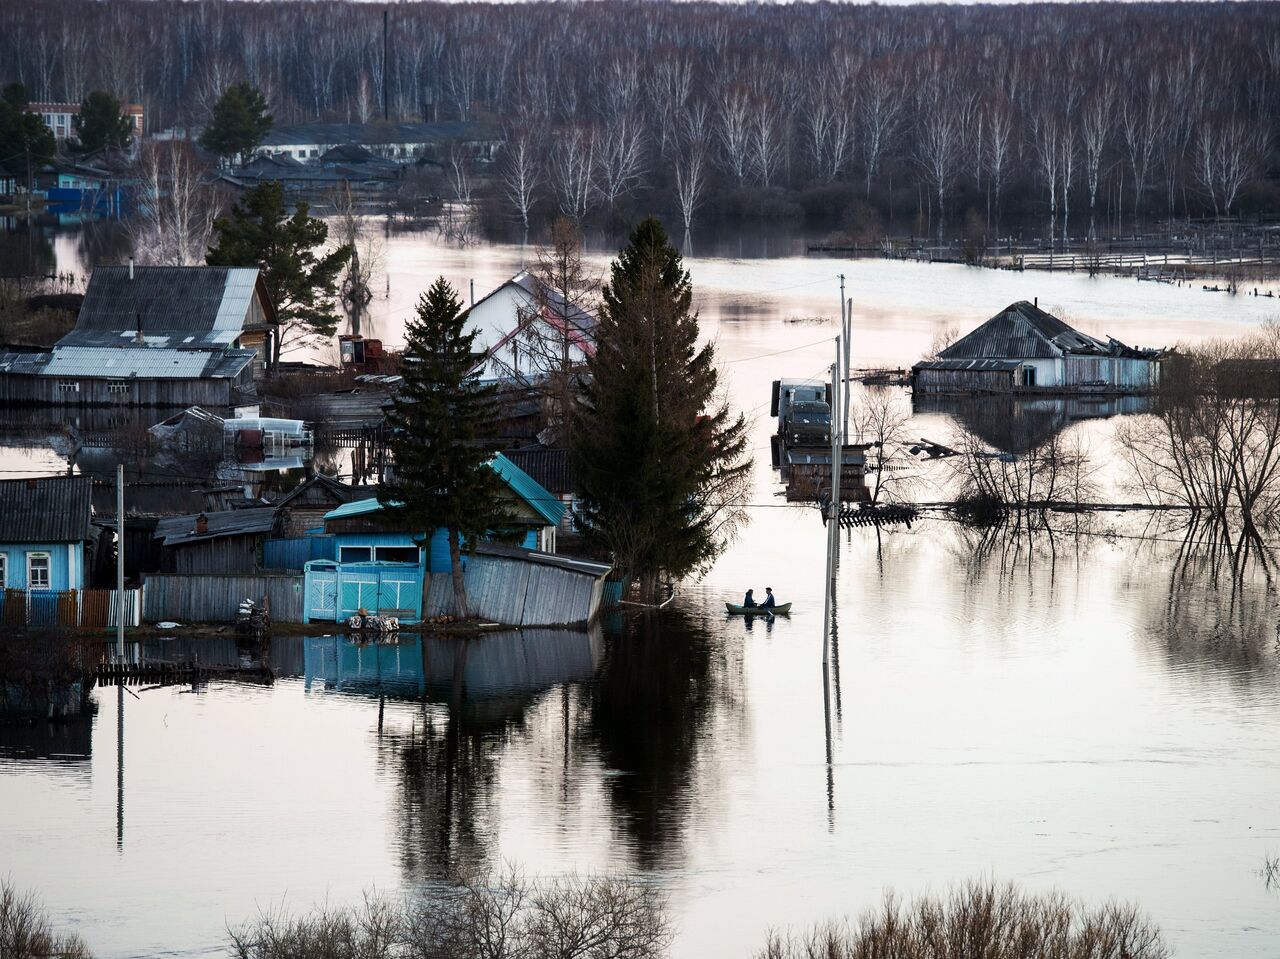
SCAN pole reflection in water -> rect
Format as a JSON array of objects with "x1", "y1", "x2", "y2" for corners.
[{"x1": 116, "y1": 683, "x2": 124, "y2": 849}]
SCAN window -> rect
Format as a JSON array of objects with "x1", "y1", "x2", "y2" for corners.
[
  {"x1": 108, "y1": 380, "x2": 130, "y2": 394},
  {"x1": 27, "y1": 552, "x2": 50, "y2": 589},
  {"x1": 339, "y1": 546, "x2": 373, "y2": 563},
  {"x1": 57, "y1": 380, "x2": 79, "y2": 393},
  {"x1": 1022, "y1": 366, "x2": 1037, "y2": 387},
  {"x1": 0, "y1": 554, "x2": 6, "y2": 589},
  {"x1": 375, "y1": 546, "x2": 419, "y2": 564}
]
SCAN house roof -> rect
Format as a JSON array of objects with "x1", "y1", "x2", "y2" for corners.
[
  {"x1": 274, "y1": 474, "x2": 377, "y2": 510},
  {"x1": 62, "y1": 266, "x2": 275, "y2": 350},
  {"x1": 940, "y1": 301, "x2": 1109, "y2": 361},
  {"x1": 0, "y1": 476, "x2": 94, "y2": 543},
  {"x1": 914, "y1": 358, "x2": 1022, "y2": 372},
  {"x1": 474, "y1": 541, "x2": 610, "y2": 578},
  {"x1": 15, "y1": 346, "x2": 257, "y2": 380},
  {"x1": 154, "y1": 507, "x2": 279, "y2": 546},
  {"x1": 489, "y1": 453, "x2": 566, "y2": 526},
  {"x1": 322, "y1": 455, "x2": 565, "y2": 527},
  {"x1": 502, "y1": 447, "x2": 574, "y2": 496}
]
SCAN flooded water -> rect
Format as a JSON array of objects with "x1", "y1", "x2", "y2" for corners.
[{"x1": 3, "y1": 229, "x2": 1280, "y2": 955}]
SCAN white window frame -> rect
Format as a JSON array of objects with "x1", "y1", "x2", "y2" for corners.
[
  {"x1": 338, "y1": 545, "x2": 373, "y2": 564},
  {"x1": 108, "y1": 379, "x2": 130, "y2": 394},
  {"x1": 0, "y1": 554, "x2": 6, "y2": 589},
  {"x1": 58, "y1": 380, "x2": 79, "y2": 393},
  {"x1": 27, "y1": 551, "x2": 51, "y2": 589},
  {"x1": 374, "y1": 546, "x2": 419, "y2": 564}
]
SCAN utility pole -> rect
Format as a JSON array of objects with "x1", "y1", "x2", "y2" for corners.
[
  {"x1": 829, "y1": 336, "x2": 842, "y2": 586},
  {"x1": 821, "y1": 336, "x2": 843, "y2": 667},
  {"x1": 839, "y1": 275, "x2": 850, "y2": 439}
]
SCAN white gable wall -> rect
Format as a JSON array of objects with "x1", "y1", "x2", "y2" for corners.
[{"x1": 468, "y1": 282, "x2": 591, "y2": 382}]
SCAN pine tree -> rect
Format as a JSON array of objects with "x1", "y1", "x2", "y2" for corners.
[
  {"x1": 198, "y1": 82, "x2": 273, "y2": 167},
  {"x1": 72, "y1": 91, "x2": 132, "y2": 155},
  {"x1": 572, "y1": 218, "x2": 751, "y2": 596},
  {"x1": 0, "y1": 84, "x2": 55, "y2": 189},
  {"x1": 206, "y1": 181, "x2": 351, "y2": 360},
  {"x1": 381, "y1": 278, "x2": 510, "y2": 619}
]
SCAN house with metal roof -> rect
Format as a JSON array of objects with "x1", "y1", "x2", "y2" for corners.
[
  {"x1": 301, "y1": 453, "x2": 585, "y2": 624},
  {"x1": 468, "y1": 272, "x2": 597, "y2": 383},
  {"x1": 0, "y1": 476, "x2": 96, "y2": 591},
  {"x1": 252, "y1": 120, "x2": 500, "y2": 165},
  {"x1": 0, "y1": 265, "x2": 277, "y2": 408},
  {"x1": 912, "y1": 300, "x2": 1164, "y2": 395}
]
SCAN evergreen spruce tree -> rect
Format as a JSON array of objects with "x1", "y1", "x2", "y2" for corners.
[
  {"x1": 198, "y1": 82, "x2": 273, "y2": 167},
  {"x1": 572, "y1": 217, "x2": 751, "y2": 596},
  {"x1": 382, "y1": 278, "x2": 510, "y2": 619},
  {"x1": 206, "y1": 181, "x2": 351, "y2": 360},
  {"x1": 72, "y1": 91, "x2": 132, "y2": 155},
  {"x1": 0, "y1": 84, "x2": 55, "y2": 189}
]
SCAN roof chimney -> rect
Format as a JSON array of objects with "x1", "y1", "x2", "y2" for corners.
[
  {"x1": 194, "y1": 512, "x2": 209, "y2": 534},
  {"x1": 129, "y1": 257, "x2": 134, "y2": 280},
  {"x1": 1034, "y1": 296, "x2": 1038, "y2": 308}
]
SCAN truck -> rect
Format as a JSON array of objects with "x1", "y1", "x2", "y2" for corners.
[{"x1": 772, "y1": 379, "x2": 832, "y2": 448}]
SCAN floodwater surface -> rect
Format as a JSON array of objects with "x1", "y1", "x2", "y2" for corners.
[{"x1": 2, "y1": 232, "x2": 1280, "y2": 956}]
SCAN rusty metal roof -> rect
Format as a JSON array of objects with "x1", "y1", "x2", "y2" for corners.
[
  {"x1": 154, "y1": 507, "x2": 280, "y2": 546},
  {"x1": 0, "y1": 476, "x2": 94, "y2": 543}
]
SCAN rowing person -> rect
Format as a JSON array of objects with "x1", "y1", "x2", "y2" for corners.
[
  {"x1": 742, "y1": 588, "x2": 757, "y2": 608},
  {"x1": 761, "y1": 587, "x2": 777, "y2": 610}
]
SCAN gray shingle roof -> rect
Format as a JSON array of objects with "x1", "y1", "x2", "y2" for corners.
[
  {"x1": 154, "y1": 507, "x2": 280, "y2": 546},
  {"x1": 940, "y1": 301, "x2": 1107, "y2": 361},
  {"x1": 65, "y1": 266, "x2": 266, "y2": 350},
  {"x1": 0, "y1": 476, "x2": 94, "y2": 543},
  {"x1": 36, "y1": 347, "x2": 256, "y2": 379}
]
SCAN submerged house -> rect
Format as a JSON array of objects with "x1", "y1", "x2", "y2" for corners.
[
  {"x1": 468, "y1": 272, "x2": 597, "y2": 382},
  {"x1": 0, "y1": 265, "x2": 277, "y2": 408},
  {"x1": 912, "y1": 301, "x2": 1164, "y2": 395},
  {"x1": 302, "y1": 453, "x2": 608, "y2": 625},
  {"x1": 0, "y1": 476, "x2": 95, "y2": 591}
]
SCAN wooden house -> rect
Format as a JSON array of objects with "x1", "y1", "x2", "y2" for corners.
[
  {"x1": 272, "y1": 474, "x2": 378, "y2": 537},
  {"x1": 153, "y1": 507, "x2": 284, "y2": 575},
  {"x1": 912, "y1": 301, "x2": 1164, "y2": 395},
  {"x1": 0, "y1": 265, "x2": 278, "y2": 408},
  {"x1": 302, "y1": 454, "x2": 575, "y2": 624},
  {"x1": 0, "y1": 476, "x2": 95, "y2": 591}
]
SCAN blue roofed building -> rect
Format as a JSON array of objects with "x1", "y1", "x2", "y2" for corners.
[
  {"x1": 302, "y1": 454, "x2": 607, "y2": 625},
  {"x1": 0, "y1": 476, "x2": 96, "y2": 593}
]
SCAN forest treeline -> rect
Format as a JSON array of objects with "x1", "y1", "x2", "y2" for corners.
[{"x1": 2, "y1": 0, "x2": 1278, "y2": 238}]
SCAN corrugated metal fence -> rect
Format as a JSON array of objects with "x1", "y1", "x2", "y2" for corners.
[
  {"x1": 264, "y1": 535, "x2": 336, "y2": 571},
  {"x1": 0, "y1": 588, "x2": 141, "y2": 627},
  {"x1": 143, "y1": 574, "x2": 305, "y2": 623},
  {"x1": 425, "y1": 554, "x2": 604, "y2": 627}
]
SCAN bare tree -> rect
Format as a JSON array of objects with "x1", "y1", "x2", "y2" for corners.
[
  {"x1": 915, "y1": 91, "x2": 965, "y2": 240},
  {"x1": 1193, "y1": 112, "x2": 1265, "y2": 218},
  {"x1": 859, "y1": 58, "x2": 903, "y2": 197},
  {"x1": 500, "y1": 127, "x2": 543, "y2": 236},
  {"x1": 715, "y1": 81, "x2": 752, "y2": 183},
  {"x1": 984, "y1": 96, "x2": 1015, "y2": 228},
  {"x1": 551, "y1": 124, "x2": 597, "y2": 221},
  {"x1": 129, "y1": 140, "x2": 223, "y2": 266},
  {"x1": 673, "y1": 101, "x2": 711, "y2": 238}
]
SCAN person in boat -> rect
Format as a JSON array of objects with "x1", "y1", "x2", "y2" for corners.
[
  {"x1": 742, "y1": 588, "x2": 757, "y2": 608},
  {"x1": 761, "y1": 587, "x2": 776, "y2": 609}
]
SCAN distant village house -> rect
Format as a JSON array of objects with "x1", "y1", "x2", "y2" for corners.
[
  {"x1": 469, "y1": 271, "x2": 597, "y2": 383},
  {"x1": 912, "y1": 301, "x2": 1164, "y2": 395},
  {"x1": 253, "y1": 120, "x2": 500, "y2": 165},
  {"x1": 29, "y1": 101, "x2": 144, "y2": 147}
]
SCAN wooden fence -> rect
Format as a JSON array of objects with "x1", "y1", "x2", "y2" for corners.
[
  {"x1": 143, "y1": 574, "x2": 305, "y2": 623},
  {"x1": 424, "y1": 554, "x2": 606, "y2": 627},
  {"x1": 0, "y1": 588, "x2": 141, "y2": 627}
]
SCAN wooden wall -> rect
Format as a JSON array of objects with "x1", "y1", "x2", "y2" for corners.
[
  {"x1": 0, "y1": 372, "x2": 250, "y2": 407},
  {"x1": 143, "y1": 573, "x2": 304, "y2": 623}
]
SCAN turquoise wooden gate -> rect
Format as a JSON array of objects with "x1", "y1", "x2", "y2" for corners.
[{"x1": 303, "y1": 560, "x2": 423, "y2": 623}]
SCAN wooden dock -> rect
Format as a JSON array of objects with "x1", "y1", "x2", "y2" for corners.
[{"x1": 94, "y1": 661, "x2": 274, "y2": 687}]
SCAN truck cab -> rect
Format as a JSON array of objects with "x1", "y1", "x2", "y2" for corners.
[{"x1": 783, "y1": 399, "x2": 832, "y2": 446}]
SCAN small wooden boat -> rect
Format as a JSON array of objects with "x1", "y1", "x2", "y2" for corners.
[{"x1": 725, "y1": 602, "x2": 791, "y2": 616}]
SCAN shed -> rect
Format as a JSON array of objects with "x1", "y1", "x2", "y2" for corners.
[
  {"x1": 153, "y1": 507, "x2": 284, "y2": 575},
  {"x1": 272, "y1": 474, "x2": 378, "y2": 536},
  {"x1": 912, "y1": 301, "x2": 1163, "y2": 395},
  {"x1": 0, "y1": 476, "x2": 95, "y2": 591}
]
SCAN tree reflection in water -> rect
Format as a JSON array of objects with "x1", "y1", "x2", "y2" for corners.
[{"x1": 587, "y1": 604, "x2": 745, "y2": 869}]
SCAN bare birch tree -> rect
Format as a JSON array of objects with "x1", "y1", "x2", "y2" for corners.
[{"x1": 129, "y1": 140, "x2": 223, "y2": 266}]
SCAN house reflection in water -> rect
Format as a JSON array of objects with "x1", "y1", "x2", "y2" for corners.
[
  {"x1": 302, "y1": 629, "x2": 603, "y2": 702},
  {"x1": 913, "y1": 392, "x2": 1153, "y2": 453}
]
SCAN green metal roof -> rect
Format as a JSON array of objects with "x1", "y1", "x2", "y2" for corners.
[
  {"x1": 324, "y1": 497, "x2": 395, "y2": 521},
  {"x1": 320, "y1": 455, "x2": 564, "y2": 527},
  {"x1": 490, "y1": 453, "x2": 566, "y2": 527}
]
